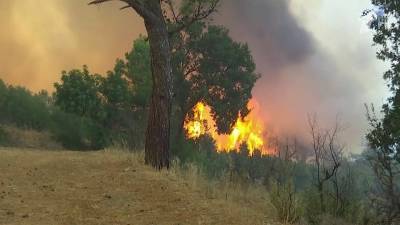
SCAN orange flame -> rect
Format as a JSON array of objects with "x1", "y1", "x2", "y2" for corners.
[
  {"x1": 185, "y1": 102, "x2": 208, "y2": 139},
  {"x1": 184, "y1": 99, "x2": 269, "y2": 155}
]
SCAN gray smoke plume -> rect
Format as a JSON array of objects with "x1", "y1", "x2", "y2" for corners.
[
  {"x1": 219, "y1": 0, "x2": 315, "y2": 67},
  {"x1": 216, "y1": 0, "x2": 386, "y2": 152}
]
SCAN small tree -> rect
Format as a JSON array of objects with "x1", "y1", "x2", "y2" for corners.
[
  {"x1": 364, "y1": 1, "x2": 400, "y2": 223},
  {"x1": 54, "y1": 66, "x2": 104, "y2": 121},
  {"x1": 366, "y1": 105, "x2": 400, "y2": 225},
  {"x1": 308, "y1": 115, "x2": 344, "y2": 214},
  {"x1": 270, "y1": 178, "x2": 301, "y2": 224},
  {"x1": 275, "y1": 137, "x2": 298, "y2": 162},
  {"x1": 268, "y1": 136, "x2": 301, "y2": 224},
  {"x1": 171, "y1": 24, "x2": 259, "y2": 136}
]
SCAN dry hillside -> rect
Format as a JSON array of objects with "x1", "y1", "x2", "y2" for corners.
[{"x1": 0, "y1": 148, "x2": 278, "y2": 225}]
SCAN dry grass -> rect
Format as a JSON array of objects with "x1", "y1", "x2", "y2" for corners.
[
  {"x1": 0, "y1": 126, "x2": 62, "y2": 150},
  {"x1": 0, "y1": 148, "x2": 279, "y2": 225}
]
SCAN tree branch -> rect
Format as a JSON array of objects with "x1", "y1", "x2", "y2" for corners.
[
  {"x1": 89, "y1": 0, "x2": 157, "y2": 21},
  {"x1": 164, "y1": 0, "x2": 180, "y2": 23},
  {"x1": 166, "y1": 0, "x2": 220, "y2": 35}
]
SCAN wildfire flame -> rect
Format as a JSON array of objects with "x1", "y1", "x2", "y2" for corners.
[{"x1": 184, "y1": 99, "x2": 269, "y2": 155}]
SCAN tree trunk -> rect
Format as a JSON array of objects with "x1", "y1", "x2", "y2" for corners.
[
  {"x1": 88, "y1": 0, "x2": 173, "y2": 169},
  {"x1": 143, "y1": 2, "x2": 172, "y2": 169},
  {"x1": 174, "y1": 105, "x2": 187, "y2": 141},
  {"x1": 318, "y1": 182, "x2": 325, "y2": 213}
]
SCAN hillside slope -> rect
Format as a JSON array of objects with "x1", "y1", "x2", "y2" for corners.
[{"x1": 0, "y1": 148, "x2": 277, "y2": 225}]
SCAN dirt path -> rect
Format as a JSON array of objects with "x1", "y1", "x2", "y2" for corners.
[{"x1": 0, "y1": 148, "x2": 276, "y2": 225}]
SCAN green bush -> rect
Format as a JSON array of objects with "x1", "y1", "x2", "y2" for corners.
[
  {"x1": 171, "y1": 135, "x2": 231, "y2": 179},
  {"x1": 49, "y1": 109, "x2": 109, "y2": 150},
  {"x1": 0, "y1": 86, "x2": 51, "y2": 130},
  {"x1": 0, "y1": 79, "x2": 111, "y2": 150},
  {"x1": 300, "y1": 189, "x2": 320, "y2": 224},
  {"x1": 0, "y1": 126, "x2": 9, "y2": 145}
]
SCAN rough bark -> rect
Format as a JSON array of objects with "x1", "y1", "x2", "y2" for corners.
[{"x1": 142, "y1": 1, "x2": 172, "y2": 169}]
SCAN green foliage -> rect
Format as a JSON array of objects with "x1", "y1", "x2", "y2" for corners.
[
  {"x1": 197, "y1": 26, "x2": 258, "y2": 132},
  {"x1": 302, "y1": 187, "x2": 324, "y2": 224},
  {"x1": 125, "y1": 36, "x2": 152, "y2": 108},
  {"x1": 291, "y1": 162, "x2": 313, "y2": 191},
  {"x1": 0, "y1": 78, "x2": 108, "y2": 150},
  {"x1": 0, "y1": 79, "x2": 7, "y2": 106},
  {"x1": 49, "y1": 109, "x2": 108, "y2": 150},
  {"x1": 171, "y1": 136, "x2": 375, "y2": 225},
  {"x1": 298, "y1": 159, "x2": 377, "y2": 225},
  {"x1": 172, "y1": 135, "x2": 227, "y2": 177},
  {"x1": 0, "y1": 126, "x2": 9, "y2": 145},
  {"x1": 101, "y1": 60, "x2": 133, "y2": 110},
  {"x1": 0, "y1": 84, "x2": 51, "y2": 130},
  {"x1": 54, "y1": 66, "x2": 105, "y2": 121},
  {"x1": 170, "y1": 21, "x2": 259, "y2": 134},
  {"x1": 367, "y1": 1, "x2": 400, "y2": 92},
  {"x1": 366, "y1": 0, "x2": 400, "y2": 163},
  {"x1": 365, "y1": 1, "x2": 400, "y2": 223},
  {"x1": 139, "y1": 20, "x2": 259, "y2": 138},
  {"x1": 52, "y1": 38, "x2": 153, "y2": 150},
  {"x1": 52, "y1": 66, "x2": 111, "y2": 149},
  {"x1": 178, "y1": 0, "x2": 219, "y2": 17}
]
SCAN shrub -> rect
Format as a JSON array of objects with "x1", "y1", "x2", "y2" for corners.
[
  {"x1": 270, "y1": 179, "x2": 302, "y2": 224},
  {"x1": 317, "y1": 214, "x2": 353, "y2": 225},
  {"x1": 0, "y1": 126, "x2": 9, "y2": 145},
  {"x1": 49, "y1": 109, "x2": 109, "y2": 150},
  {"x1": 0, "y1": 86, "x2": 51, "y2": 130},
  {"x1": 302, "y1": 187, "x2": 323, "y2": 225}
]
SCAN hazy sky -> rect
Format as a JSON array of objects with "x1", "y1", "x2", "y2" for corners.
[
  {"x1": 0, "y1": 0, "x2": 145, "y2": 90},
  {"x1": 0, "y1": 0, "x2": 388, "y2": 152}
]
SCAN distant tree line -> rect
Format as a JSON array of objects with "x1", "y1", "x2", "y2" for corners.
[{"x1": 0, "y1": 79, "x2": 106, "y2": 149}]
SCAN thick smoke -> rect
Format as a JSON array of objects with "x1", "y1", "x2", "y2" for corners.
[
  {"x1": 218, "y1": 0, "x2": 315, "y2": 67},
  {"x1": 216, "y1": 0, "x2": 386, "y2": 152}
]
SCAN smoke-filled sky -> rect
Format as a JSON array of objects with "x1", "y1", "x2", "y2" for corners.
[{"x1": 0, "y1": 0, "x2": 388, "y2": 152}]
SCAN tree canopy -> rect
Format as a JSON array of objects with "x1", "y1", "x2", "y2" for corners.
[
  {"x1": 54, "y1": 66, "x2": 104, "y2": 121},
  {"x1": 366, "y1": 0, "x2": 400, "y2": 164},
  {"x1": 365, "y1": 1, "x2": 400, "y2": 223},
  {"x1": 171, "y1": 22, "x2": 259, "y2": 134}
]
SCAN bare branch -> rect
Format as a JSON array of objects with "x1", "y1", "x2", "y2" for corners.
[
  {"x1": 164, "y1": 0, "x2": 180, "y2": 23},
  {"x1": 89, "y1": 0, "x2": 157, "y2": 22},
  {"x1": 120, "y1": 5, "x2": 131, "y2": 10},
  {"x1": 89, "y1": 0, "x2": 114, "y2": 5},
  {"x1": 308, "y1": 113, "x2": 345, "y2": 213},
  {"x1": 166, "y1": 0, "x2": 220, "y2": 35}
]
